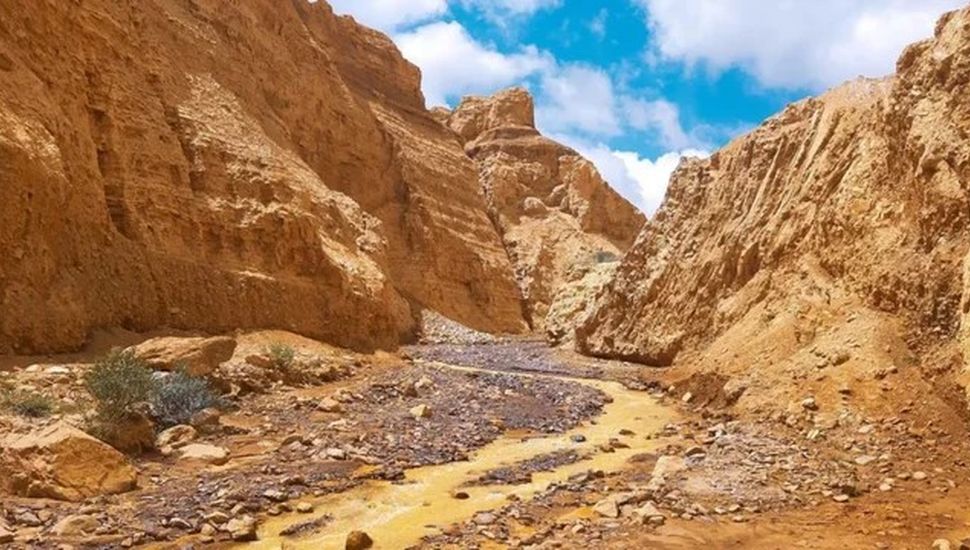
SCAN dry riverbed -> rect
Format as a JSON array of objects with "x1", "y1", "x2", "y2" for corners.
[{"x1": 1, "y1": 333, "x2": 970, "y2": 549}]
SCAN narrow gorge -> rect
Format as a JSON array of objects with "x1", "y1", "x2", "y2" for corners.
[{"x1": 2, "y1": 1, "x2": 970, "y2": 549}]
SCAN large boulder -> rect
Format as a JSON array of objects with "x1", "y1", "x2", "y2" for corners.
[
  {"x1": 130, "y1": 336, "x2": 237, "y2": 377},
  {"x1": 1, "y1": 423, "x2": 137, "y2": 501}
]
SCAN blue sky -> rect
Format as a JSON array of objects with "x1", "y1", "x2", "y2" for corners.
[{"x1": 327, "y1": 0, "x2": 963, "y2": 214}]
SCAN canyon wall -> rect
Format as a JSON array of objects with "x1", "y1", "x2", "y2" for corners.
[
  {"x1": 0, "y1": 0, "x2": 527, "y2": 354},
  {"x1": 444, "y1": 88, "x2": 645, "y2": 339},
  {"x1": 577, "y1": 8, "x2": 970, "y2": 414}
]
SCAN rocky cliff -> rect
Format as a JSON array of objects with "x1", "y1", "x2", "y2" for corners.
[
  {"x1": 443, "y1": 88, "x2": 645, "y2": 339},
  {"x1": 577, "y1": 8, "x2": 970, "y2": 415},
  {"x1": 0, "y1": 0, "x2": 527, "y2": 354}
]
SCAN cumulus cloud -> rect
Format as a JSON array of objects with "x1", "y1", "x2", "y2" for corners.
[
  {"x1": 459, "y1": 0, "x2": 561, "y2": 16},
  {"x1": 536, "y1": 65, "x2": 622, "y2": 136},
  {"x1": 394, "y1": 21, "x2": 553, "y2": 106},
  {"x1": 621, "y1": 97, "x2": 691, "y2": 150},
  {"x1": 554, "y1": 133, "x2": 707, "y2": 215},
  {"x1": 325, "y1": 0, "x2": 713, "y2": 214},
  {"x1": 326, "y1": 0, "x2": 447, "y2": 32},
  {"x1": 639, "y1": 0, "x2": 963, "y2": 89}
]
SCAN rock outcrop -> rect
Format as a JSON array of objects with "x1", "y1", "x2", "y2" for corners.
[
  {"x1": 443, "y1": 88, "x2": 645, "y2": 339},
  {"x1": 0, "y1": 0, "x2": 525, "y2": 355},
  {"x1": 578, "y1": 8, "x2": 970, "y2": 414},
  {"x1": 1, "y1": 423, "x2": 138, "y2": 501}
]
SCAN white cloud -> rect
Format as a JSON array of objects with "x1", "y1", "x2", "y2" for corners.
[
  {"x1": 589, "y1": 9, "x2": 608, "y2": 39},
  {"x1": 536, "y1": 65, "x2": 622, "y2": 136},
  {"x1": 460, "y1": 0, "x2": 561, "y2": 16},
  {"x1": 640, "y1": 0, "x2": 963, "y2": 89},
  {"x1": 554, "y1": 133, "x2": 707, "y2": 215},
  {"x1": 326, "y1": 0, "x2": 447, "y2": 32},
  {"x1": 394, "y1": 21, "x2": 553, "y2": 106},
  {"x1": 621, "y1": 98, "x2": 691, "y2": 150},
  {"x1": 612, "y1": 149, "x2": 708, "y2": 215}
]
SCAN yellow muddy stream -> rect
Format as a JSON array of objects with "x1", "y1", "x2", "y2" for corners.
[{"x1": 246, "y1": 365, "x2": 676, "y2": 549}]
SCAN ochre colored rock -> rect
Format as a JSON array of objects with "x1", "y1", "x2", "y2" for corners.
[
  {"x1": 130, "y1": 336, "x2": 237, "y2": 376},
  {"x1": 0, "y1": 0, "x2": 526, "y2": 356},
  {"x1": 1, "y1": 423, "x2": 137, "y2": 501},
  {"x1": 178, "y1": 443, "x2": 230, "y2": 466},
  {"x1": 445, "y1": 88, "x2": 644, "y2": 337},
  {"x1": 346, "y1": 530, "x2": 374, "y2": 550},
  {"x1": 156, "y1": 425, "x2": 197, "y2": 453},
  {"x1": 577, "y1": 8, "x2": 970, "y2": 418}
]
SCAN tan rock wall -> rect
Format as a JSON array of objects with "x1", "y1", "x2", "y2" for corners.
[
  {"x1": 576, "y1": 9, "x2": 970, "y2": 414},
  {"x1": 0, "y1": 0, "x2": 526, "y2": 353},
  {"x1": 445, "y1": 88, "x2": 645, "y2": 335}
]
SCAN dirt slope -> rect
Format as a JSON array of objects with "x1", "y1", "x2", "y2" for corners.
[
  {"x1": 0, "y1": 0, "x2": 526, "y2": 354},
  {"x1": 443, "y1": 88, "x2": 645, "y2": 339},
  {"x1": 577, "y1": 8, "x2": 970, "y2": 418}
]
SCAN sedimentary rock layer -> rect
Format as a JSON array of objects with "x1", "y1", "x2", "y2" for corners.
[
  {"x1": 577, "y1": 8, "x2": 970, "y2": 412},
  {"x1": 0, "y1": 0, "x2": 526, "y2": 353},
  {"x1": 444, "y1": 88, "x2": 645, "y2": 338}
]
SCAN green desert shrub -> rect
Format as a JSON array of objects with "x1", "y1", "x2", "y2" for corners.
[
  {"x1": 267, "y1": 343, "x2": 296, "y2": 371},
  {"x1": 85, "y1": 349, "x2": 157, "y2": 424},
  {"x1": 2, "y1": 390, "x2": 56, "y2": 418},
  {"x1": 151, "y1": 369, "x2": 218, "y2": 428}
]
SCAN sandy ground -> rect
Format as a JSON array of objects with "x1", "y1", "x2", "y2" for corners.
[{"x1": 1, "y1": 332, "x2": 968, "y2": 549}]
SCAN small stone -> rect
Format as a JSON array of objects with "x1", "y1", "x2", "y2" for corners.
[
  {"x1": 635, "y1": 502, "x2": 665, "y2": 525},
  {"x1": 570, "y1": 434, "x2": 587, "y2": 443},
  {"x1": 801, "y1": 397, "x2": 818, "y2": 411},
  {"x1": 593, "y1": 497, "x2": 620, "y2": 518},
  {"x1": 473, "y1": 512, "x2": 497, "y2": 525},
  {"x1": 52, "y1": 515, "x2": 99, "y2": 537},
  {"x1": 933, "y1": 540, "x2": 952, "y2": 550},
  {"x1": 189, "y1": 408, "x2": 221, "y2": 430},
  {"x1": 179, "y1": 443, "x2": 230, "y2": 466},
  {"x1": 226, "y1": 515, "x2": 257, "y2": 542},
  {"x1": 296, "y1": 502, "x2": 314, "y2": 514},
  {"x1": 318, "y1": 398, "x2": 344, "y2": 413},
  {"x1": 913, "y1": 471, "x2": 928, "y2": 481},
  {"x1": 167, "y1": 517, "x2": 192, "y2": 530},
  {"x1": 453, "y1": 491, "x2": 470, "y2": 500},
  {"x1": 346, "y1": 530, "x2": 373, "y2": 550},
  {"x1": 684, "y1": 446, "x2": 706, "y2": 458},
  {"x1": 833, "y1": 494, "x2": 850, "y2": 503},
  {"x1": 263, "y1": 489, "x2": 288, "y2": 502},
  {"x1": 325, "y1": 448, "x2": 347, "y2": 460},
  {"x1": 156, "y1": 425, "x2": 197, "y2": 451},
  {"x1": 409, "y1": 404, "x2": 432, "y2": 419},
  {"x1": 854, "y1": 455, "x2": 877, "y2": 466},
  {"x1": 681, "y1": 392, "x2": 693, "y2": 403},
  {"x1": 204, "y1": 511, "x2": 230, "y2": 525}
]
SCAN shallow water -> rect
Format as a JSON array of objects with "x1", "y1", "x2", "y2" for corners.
[{"x1": 248, "y1": 366, "x2": 676, "y2": 549}]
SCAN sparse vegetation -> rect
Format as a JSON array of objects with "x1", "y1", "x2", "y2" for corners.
[
  {"x1": 268, "y1": 343, "x2": 296, "y2": 371},
  {"x1": 2, "y1": 390, "x2": 57, "y2": 418},
  {"x1": 151, "y1": 368, "x2": 218, "y2": 428},
  {"x1": 84, "y1": 349, "x2": 157, "y2": 432}
]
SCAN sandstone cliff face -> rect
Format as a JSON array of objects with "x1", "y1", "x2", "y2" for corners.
[
  {"x1": 0, "y1": 0, "x2": 525, "y2": 354},
  {"x1": 577, "y1": 9, "x2": 970, "y2": 414},
  {"x1": 444, "y1": 88, "x2": 645, "y2": 338}
]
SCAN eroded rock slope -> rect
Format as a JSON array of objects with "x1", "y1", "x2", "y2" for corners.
[
  {"x1": 443, "y1": 88, "x2": 645, "y2": 339},
  {"x1": 0, "y1": 0, "x2": 526, "y2": 354},
  {"x1": 578, "y1": 8, "x2": 970, "y2": 416}
]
